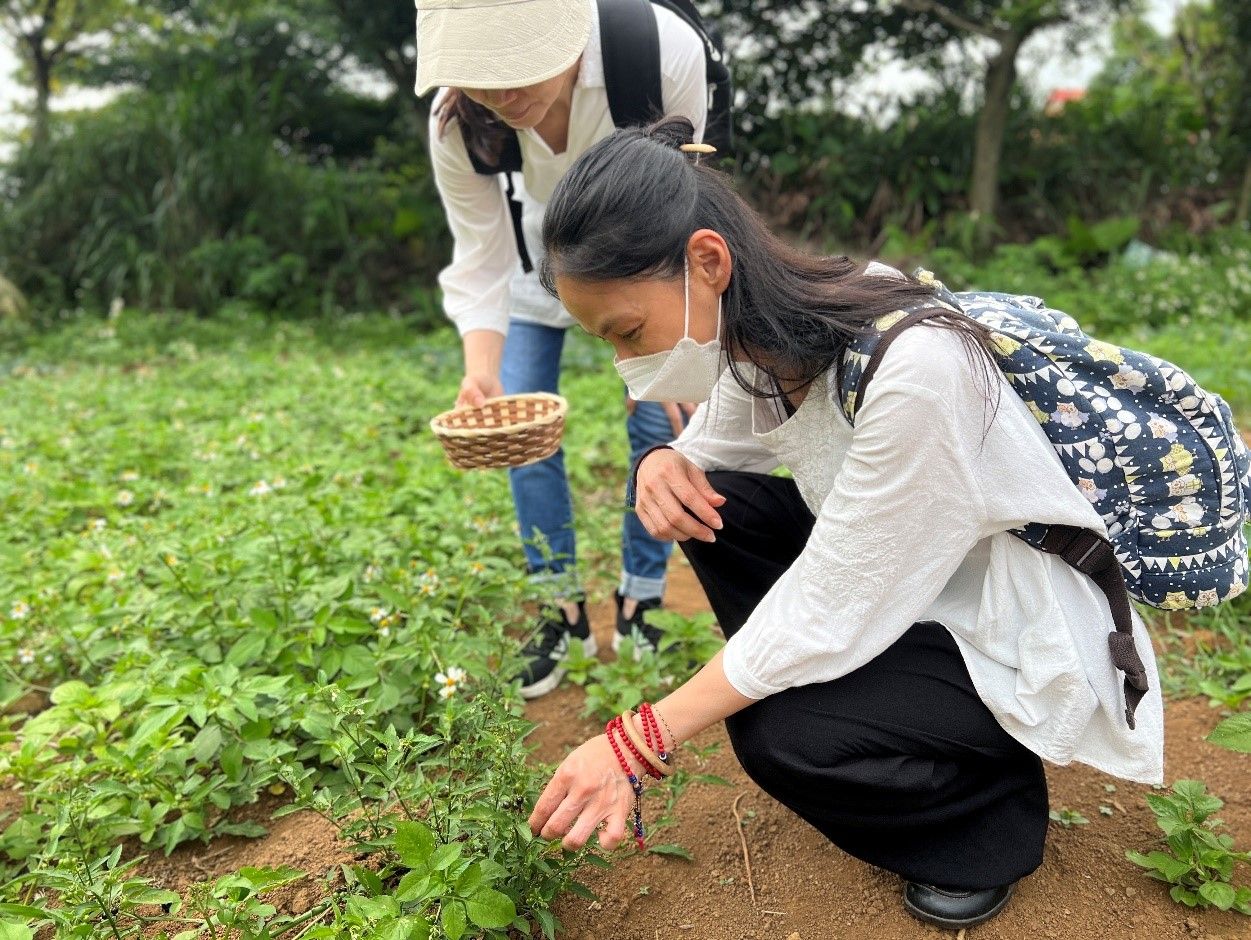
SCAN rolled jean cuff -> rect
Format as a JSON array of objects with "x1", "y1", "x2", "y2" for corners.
[{"x1": 619, "y1": 572, "x2": 665, "y2": 602}]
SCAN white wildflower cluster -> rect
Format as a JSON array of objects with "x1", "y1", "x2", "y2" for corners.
[
  {"x1": 116, "y1": 490, "x2": 135, "y2": 507},
  {"x1": 417, "y1": 569, "x2": 440, "y2": 596},
  {"x1": 435, "y1": 667, "x2": 466, "y2": 700},
  {"x1": 370, "y1": 606, "x2": 401, "y2": 635}
]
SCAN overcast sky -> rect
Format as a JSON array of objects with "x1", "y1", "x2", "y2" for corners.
[{"x1": 0, "y1": 0, "x2": 1184, "y2": 141}]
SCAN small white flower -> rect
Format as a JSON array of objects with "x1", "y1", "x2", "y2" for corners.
[
  {"x1": 89, "y1": 518, "x2": 106, "y2": 532},
  {"x1": 378, "y1": 625, "x2": 391, "y2": 638},
  {"x1": 9, "y1": 602, "x2": 29, "y2": 620},
  {"x1": 116, "y1": 490, "x2": 135, "y2": 507},
  {"x1": 119, "y1": 470, "x2": 140, "y2": 482},
  {"x1": 235, "y1": 434, "x2": 249, "y2": 447},
  {"x1": 249, "y1": 480, "x2": 273, "y2": 497},
  {"x1": 369, "y1": 606, "x2": 389, "y2": 625},
  {"x1": 435, "y1": 666, "x2": 466, "y2": 700},
  {"x1": 0, "y1": 437, "x2": 13, "y2": 449},
  {"x1": 106, "y1": 569, "x2": 124, "y2": 583},
  {"x1": 271, "y1": 476, "x2": 287, "y2": 489},
  {"x1": 16, "y1": 648, "x2": 35, "y2": 666},
  {"x1": 22, "y1": 461, "x2": 37, "y2": 475},
  {"x1": 363, "y1": 564, "x2": 382, "y2": 583}
]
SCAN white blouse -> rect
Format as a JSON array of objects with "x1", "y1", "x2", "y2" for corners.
[
  {"x1": 428, "y1": 6, "x2": 709, "y2": 337},
  {"x1": 673, "y1": 326, "x2": 1165, "y2": 784}
]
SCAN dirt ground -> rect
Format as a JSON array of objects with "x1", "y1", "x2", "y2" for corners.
[
  {"x1": 129, "y1": 556, "x2": 1251, "y2": 939},
  {"x1": 529, "y1": 558, "x2": 1251, "y2": 940}
]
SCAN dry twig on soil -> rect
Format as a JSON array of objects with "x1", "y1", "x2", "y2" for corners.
[{"x1": 731, "y1": 792, "x2": 757, "y2": 907}]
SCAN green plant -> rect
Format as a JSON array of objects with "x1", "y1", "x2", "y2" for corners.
[
  {"x1": 1048, "y1": 808, "x2": 1090, "y2": 828},
  {"x1": 563, "y1": 610, "x2": 724, "y2": 724},
  {"x1": 1127, "y1": 780, "x2": 1251, "y2": 913}
]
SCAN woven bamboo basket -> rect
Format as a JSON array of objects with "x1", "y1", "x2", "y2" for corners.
[{"x1": 430, "y1": 393, "x2": 568, "y2": 470}]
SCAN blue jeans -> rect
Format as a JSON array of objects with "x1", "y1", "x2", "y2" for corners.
[{"x1": 500, "y1": 319, "x2": 674, "y2": 601}]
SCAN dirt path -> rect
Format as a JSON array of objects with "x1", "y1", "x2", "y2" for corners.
[{"x1": 527, "y1": 556, "x2": 1251, "y2": 940}]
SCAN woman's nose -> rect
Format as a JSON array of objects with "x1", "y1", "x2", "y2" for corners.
[{"x1": 481, "y1": 88, "x2": 520, "y2": 109}]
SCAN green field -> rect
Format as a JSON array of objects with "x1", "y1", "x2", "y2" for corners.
[{"x1": 0, "y1": 249, "x2": 1248, "y2": 936}]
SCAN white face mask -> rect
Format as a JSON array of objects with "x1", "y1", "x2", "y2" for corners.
[{"x1": 614, "y1": 258, "x2": 724, "y2": 403}]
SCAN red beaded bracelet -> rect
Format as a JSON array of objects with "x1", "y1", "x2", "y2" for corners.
[
  {"x1": 605, "y1": 718, "x2": 647, "y2": 849},
  {"x1": 639, "y1": 703, "x2": 669, "y2": 762}
]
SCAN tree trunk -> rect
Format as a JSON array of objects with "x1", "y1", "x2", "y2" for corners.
[
  {"x1": 30, "y1": 50, "x2": 52, "y2": 147},
  {"x1": 1236, "y1": 156, "x2": 1251, "y2": 227},
  {"x1": 969, "y1": 33, "x2": 1022, "y2": 239}
]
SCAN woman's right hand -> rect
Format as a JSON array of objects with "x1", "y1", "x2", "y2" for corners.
[
  {"x1": 635, "y1": 449, "x2": 726, "y2": 543},
  {"x1": 456, "y1": 372, "x2": 504, "y2": 408}
]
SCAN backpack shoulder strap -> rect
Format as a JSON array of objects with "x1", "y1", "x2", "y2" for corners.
[
  {"x1": 457, "y1": 123, "x2": 532, "y2": 273},
  {"x1": 460, "y1": 124, "x2": 523, "y2": 176},
  {"x1": 597, "y1": 0, "x2": 663, "y2": 127},
  {"x1": 1031, "y1": 525, "x2": 1150, "y2": 729}
]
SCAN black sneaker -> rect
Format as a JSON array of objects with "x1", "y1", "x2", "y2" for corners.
[
  {"x1": 517, "y1": 600, "x2": 595, "y2": 699},
  {"x1": 903, "y1": 881, "x2": 1015, "y2": 928},
  {"x1": 610, "y1": 591, "x2": 664, "y2": 660}
]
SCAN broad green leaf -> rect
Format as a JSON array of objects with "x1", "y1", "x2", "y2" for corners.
[
  {"x1": 1207, "y1": 713, "x2": 1251, "y2": 754},
  {"x1": 226, "y1": 632, "x2": 267, "y2": 667},
  {"x1": 1199, "y1": 881, "x2": 1237, "y2": 910},
  {"x1": 394, "y1": 821, "x2": 435, "y2": 868},
  {"x1": 645, "y1": 843, "x2": 693, "y2": 861},
  {"x1": 440, "y1": 900, "x2": 466, "y2": 940},
  {"x1": 0, "y1": 922, "x2": 33, "y2": 940},
  {"x1": 465, "y1": 888, "x2": 516, "y2": 930}
]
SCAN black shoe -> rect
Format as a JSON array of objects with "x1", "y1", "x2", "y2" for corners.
[
  {"x1": 903, "y1": 881, "x2": 1015, "y2": 929},
  {"x1": 610, "y1": 591, "x2": 664, "y2": 659},
  {"x1": 516, "y1": 600, "x2": 595, "y2": 699}
]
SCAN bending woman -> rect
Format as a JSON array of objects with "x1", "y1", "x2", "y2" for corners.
[
  {"x1": 527, "y1": 117, "x2": 1164, "y2": 929},
  {"x1": 417, "y1": 0, "x2": 710, "y2": 697}
]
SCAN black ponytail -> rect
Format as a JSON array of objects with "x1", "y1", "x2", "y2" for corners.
[{"x1": 541, "y1": 117, "x2": 998, "y2": 402}]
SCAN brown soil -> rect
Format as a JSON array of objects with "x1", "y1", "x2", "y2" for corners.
[{"x1": 528, "y1": 555, "x2": 1251, "y2": 940}]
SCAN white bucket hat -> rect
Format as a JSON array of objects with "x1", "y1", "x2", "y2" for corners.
[{"x1": 414, "y1": 0, "x2": 593, "y2": 97}]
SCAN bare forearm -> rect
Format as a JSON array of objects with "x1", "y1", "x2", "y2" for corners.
[
  {"x1": 652, "y1": 649, "x2": 756, "y2": 747},
  {"x1": 462, "y1": 328, "x2": 505, "y2": 379}
]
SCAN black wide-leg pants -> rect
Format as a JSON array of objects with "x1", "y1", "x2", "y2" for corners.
[{"x1": 680, "y1": 471, "x2": 1049, "y2": 890}]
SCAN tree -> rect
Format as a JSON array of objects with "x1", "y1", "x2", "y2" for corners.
[
  {"x1": 1213, "y1": 0, "x2": 1251, "y2": 225},
  {"x1": 0, "y1": 0, "x2": 125, "y2": 144},
  {"x1": 714, "y1": 1, "x2": 1131, "y2": 242},
  {"x1": 889, "y1": 0, "x2": 1131, "y2": 237}
]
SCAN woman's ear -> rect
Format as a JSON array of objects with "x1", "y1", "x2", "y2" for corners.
[{"x1": 687, "y1": 229, "x2": 732, "y2": 293}]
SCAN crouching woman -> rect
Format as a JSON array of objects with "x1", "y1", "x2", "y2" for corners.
[{"x1": 526, "y1": 117, "x2": 1163, "y2": 929}]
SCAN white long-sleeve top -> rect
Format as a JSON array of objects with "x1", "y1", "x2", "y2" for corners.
[
  {"x1": 428, "y1": 6, "x2": 708, "y2": 337},
  {"x1": 674, "y1": 325, "x2": 1164, "y2": 784}
]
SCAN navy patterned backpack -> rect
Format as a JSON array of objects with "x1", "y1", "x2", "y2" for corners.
[{"x1": 839, "y1": 270, "x2": 1251, "y2": 728}]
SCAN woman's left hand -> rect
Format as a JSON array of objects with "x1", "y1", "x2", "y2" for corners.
[{"x1": 528, "y1": 734, "x2": 640, "y2": 852}]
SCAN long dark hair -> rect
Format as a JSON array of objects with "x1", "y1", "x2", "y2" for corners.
[
  {"x1": 435, "y1": 90, "x2": 511, "y2": 166},
  {"x1": 540, "y1": 116, "x2": 999, "y2": 407}
]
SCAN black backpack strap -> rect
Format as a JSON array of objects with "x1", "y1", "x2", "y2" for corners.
[
  {"x1": 1034, "y1": 525, "x2": 1149, "y2": 729},
  {"x1": 597, "y1": 0, "x2": 663, "y2": 127},
  {"x1": 459, "y1": 124, "x2": 533, "y2": 274}
]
